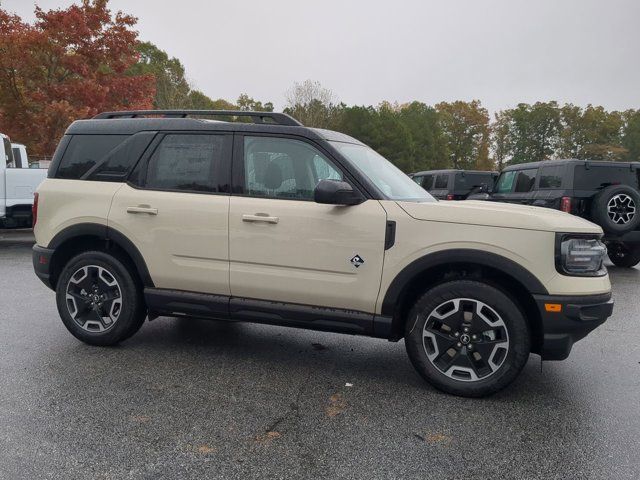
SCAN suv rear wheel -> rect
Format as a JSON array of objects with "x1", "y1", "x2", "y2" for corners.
[
  {"x1": 607, "y1": 242, "x2": 640, "y2": 268},
  {"x1": 404, "y1": 280, "x2": 530, "y2": 397},
  {"x1": 591, "y1": 185, "x2": 640, "y2": 235},
  {"x1": 55, "y1": 251, "x2": 146, "y2": 346}
]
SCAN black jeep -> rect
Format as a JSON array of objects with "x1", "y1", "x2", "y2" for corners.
[
  {"x1": 474, "y1": 159, "x2": 640, "y2": 267},
  {"x1": 409, "y1": 169, "x2": 498, "y2": 200}
]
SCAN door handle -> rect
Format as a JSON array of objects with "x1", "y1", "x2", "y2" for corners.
[
  {"x1": 127, "y1": 205, "x2": 158, "y2": 215},
  {"x1": 242, "y1": 213, "x2": 279, "y2": 224}
]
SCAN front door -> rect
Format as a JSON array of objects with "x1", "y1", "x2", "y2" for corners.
[
  {"x1": 228, "y1": 135, "x2": 387, "y2": 314},
  {"x1": 108, "y1": 133, "x2": 232, "y2": 296}
]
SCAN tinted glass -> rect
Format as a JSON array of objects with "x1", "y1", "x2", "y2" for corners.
[
  {"x1": 495, "y1": 171, "x2": 516, "y2": 193},
  {"x1": 411, "y1": 175, "x2": 423, "y2": 185},
  {"x1": 146, "y1": 134, "x2": 224, "y2": 192},
  {"x1": 11, "y1": 147, "x2": 22, "y2": 168},
  {"x1": 538, "y1": 164, "x2": 564, "y2": 189},
  {"x1": 573, "y1": 165, "x2": 640, "y2": 190},
  {"x1": 422, "y1": 174, "x2": 434, "y2": 189},
  {"x1": 88, "y1": 132, "x2": 155, "y2": 182},
  {"x1": 434, "y1": 174, "x2": 449, "y2": 189},
  {"x1": 3, "y1": 137, "x2": 14, "y2": 168},
  {"x1": 57, "y1": 135, "x2": 127, "y2": 179},
  {"x1": 244, "y1": 137, "x2": 342, "y2": 200},
  {"x1": 514, "y1": 169, "x2": 537, "y2": 192}
]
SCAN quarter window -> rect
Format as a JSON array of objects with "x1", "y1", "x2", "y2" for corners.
[
  {"x1": 56, "y1": 135, "x2": 127, "y2": 179},
  {"x1": 145, "y1": 134, "x2": 225, "y2": 193},
  {"x1": 243, "y1": 137, "x2": 343, "y2": 200},
  {"x1": 3, "y1": 137, "x2": 15, "y2": 168}
]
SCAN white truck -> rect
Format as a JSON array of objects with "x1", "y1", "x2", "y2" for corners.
[{"x1": 1, "y1": 133, "x2": 47, "y2": 228}]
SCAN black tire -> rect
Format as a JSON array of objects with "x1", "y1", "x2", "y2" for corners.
[
  {"x1": 404, "y1": 280, "x2": 530, "y2": 398},
  {"x1": 55, "y1": 251, "x2": 146, "y2": 346},
  {"x1": 591, "y1": 185, "x2": 640, "y2": 235},
  {"x1": 607, "y1": 242, "x2": 640, "y2": 268}
]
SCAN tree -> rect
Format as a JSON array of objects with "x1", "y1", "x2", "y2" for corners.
[
  {"x1": 559, "y1": 104, "x2": 626, "y2": 161},
  {"x1": 622, "y1": 109, "x2": 640, "y2": 162},
  {"x1": 0, "y1": 0, "x2": 155, "y2": 155},
  {"x1": 397, "y1": 102, "x2": 448, "y2": 171},
  {"x1": 506, "y1": 102, "x2": 561, "y2": 164},
  {"x1": 284, "y1": 80, "x2": 338, "y2": 128},
  {"x1": 128, "y1": 41, "x2": 191, "y2": 109},
  {"x1": 436, "y1": 100, "x2": 490, "y2": 170},
  {"x1": 236, "y1": 94, "x2": 273, "y2": 112},
  {"x1": 491, "y1": 111, "x2": 511, "y2": 170}
]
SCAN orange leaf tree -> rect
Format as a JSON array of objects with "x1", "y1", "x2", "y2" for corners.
[{"x1": 0, "y1": 0, "x2": 155, "y2": 155}]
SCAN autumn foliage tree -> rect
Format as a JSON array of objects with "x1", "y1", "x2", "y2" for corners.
[{"x1": 0, "y1": 0, "x2": 155, "y2": 155}]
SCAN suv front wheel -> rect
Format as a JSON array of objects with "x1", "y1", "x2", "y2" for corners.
[
  {"x1": 55, "y1": 251, "x2": 147, "y2": 346},
  {"x1": 404, "y1": 280, "x2": 530, "y2": 397}
]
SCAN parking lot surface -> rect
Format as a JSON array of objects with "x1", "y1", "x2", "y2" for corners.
[{"x1": 1, "y1": 229, "x2": 639, "y2": 479}]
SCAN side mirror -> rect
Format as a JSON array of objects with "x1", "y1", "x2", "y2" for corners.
[{"x1": 314, "y1": 179, "x2": 365, "y2": 206}]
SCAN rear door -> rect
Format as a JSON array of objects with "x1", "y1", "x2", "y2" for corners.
[
  {"x1": 108, "y1": 132, "x2": 232, "y2": 298},
  {"x1": 430, "y1": 173, "x2": 450, "y2": 199},
  {"x1": 228, "y1": 134, "x2": 387, "y2": 315},
  {"x1": 533, "y1": 163, "x2": 565, "y2": 209}
]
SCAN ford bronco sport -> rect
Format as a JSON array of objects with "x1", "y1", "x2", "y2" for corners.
[
  {"x1": 475, "y1": 160, "x2": 640, "y2": 268},
  {"x1": 32, "y1": 110, "x2": 613, "y2": 397}
]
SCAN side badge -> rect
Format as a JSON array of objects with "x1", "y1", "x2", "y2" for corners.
[{"x1": 350, "y1": 254, "x2": 365, "y2": 268}]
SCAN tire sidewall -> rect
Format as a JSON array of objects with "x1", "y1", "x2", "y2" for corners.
[
  {"x1": 405, "y1": 280, "x2": 531, "y2": 397},
  {"x1": 592, "y1": 185, "x2": 640, "y2": 235},
  {"x1": 55, "y1": 251, "x2": 144, "y2": 346}
]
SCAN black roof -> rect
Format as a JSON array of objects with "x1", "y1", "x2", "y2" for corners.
[
  {"x1": 65, "y1": 110, "x2": 365, "y2": 145},
  {"x1": 502, "y1": 159, "x2": 640, "y2": 171}
]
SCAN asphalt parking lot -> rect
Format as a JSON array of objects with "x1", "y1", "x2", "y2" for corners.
[{"x1": 1, "y1": 229, "x2": 639, "y2": 480}]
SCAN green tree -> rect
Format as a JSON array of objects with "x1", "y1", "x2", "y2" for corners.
[
  {"x1": 436, "y1": 100, "x2": 490, "y2": 170},
  {"x1": 284, "y1": 80, "x2": 339, "y2": 128},
  {"x1": 129, "y1": 41, "x2": 191, "y2": 109},
  {"x1": 622, "y1": 109, "x2": 640, "y2": 161},
  {"x1": 559, "y1": 104, "x2": 626, "y2": 160},
  {"x1": 491, "y1": 111, "x2": 511, "y2": 170},
  {"x1": 397, "y1": 102, "x2": 448, "y2": 171},
  {"x1": 507, "y1": 102, "x2": 561, "y2": 164}
]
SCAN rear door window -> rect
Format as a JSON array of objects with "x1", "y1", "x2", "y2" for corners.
[
  {"x1": 145, "y1": 134, "x2": 227, "y2": 193},
  {"x1": 11, "y1": 147, "x2": 22, "y2": 168},
  {"x1": 538, "y1": 164, "x2": 564, "y2": 189},
  {"x1": 3, "y1": 137, "x2": 14, "y2": 168},
  {"x1": 434, "y1": 174, "x2": 448, "y2": 189},
  {"x1": 514, "y1": 168, "x2": 538, "y2": 192}
]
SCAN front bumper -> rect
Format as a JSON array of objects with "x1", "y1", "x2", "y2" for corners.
[
  {"x1": 534, "y1": 292, "x2": 613, "y2": 360},
  {"x1": 32, "y1": 245, "x2": 56, "y2": 290}
]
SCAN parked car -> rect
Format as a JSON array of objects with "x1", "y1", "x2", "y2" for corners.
[
  {"x1": 410, "y1": 169, "x2": 498, "y2": 200},
  {"x1": 473, "y1": 160, "x2": 640, "y2": 268},
  {"x1": 0, "y1": 134, "x2": 47, "y2": 228},
  {"x1": 32, "y1": 110, "x2": 612, "y2": 397}
]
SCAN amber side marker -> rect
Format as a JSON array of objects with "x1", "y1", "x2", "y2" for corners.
[{"x1": 544, "y1": 303, "x2": 562, "y2": 313}]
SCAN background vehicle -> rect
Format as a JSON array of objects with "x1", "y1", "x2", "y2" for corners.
[
  {"x1": 410, "y1": 169, "x2": 498, "y2": 200},
  {"x1": 478, "y1": 160, "x2": 640, "y2": 268},
  {"x1": 1, "y1": 134, "x2": 47, "y2": 228},
  {"x1": 32, "y1": 111, "x2": 612, "y2": 398}
]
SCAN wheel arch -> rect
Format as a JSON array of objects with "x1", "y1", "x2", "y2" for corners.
[
  {"x1": 382, "y1": 249, "x2": 547, "y2": 353},
  {"x1": 48, "y1": 223, "x2": 154, "y2": 290}
]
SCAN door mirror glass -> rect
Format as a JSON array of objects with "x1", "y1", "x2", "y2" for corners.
[{"x1": 314, "y1": 179, "x2": 364, "y2": 206}]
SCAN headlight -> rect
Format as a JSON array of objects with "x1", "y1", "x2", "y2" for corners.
[{"x1": 556, "y1": 235, "x2": 607, "y2": 276}]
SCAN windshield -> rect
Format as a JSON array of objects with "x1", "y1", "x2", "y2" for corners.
[{"x1": 331, "y1": 142, "x2": 435, "y2": 202}]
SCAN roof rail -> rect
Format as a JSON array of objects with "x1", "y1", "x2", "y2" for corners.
[{"x1": 93, "y1": 110, "x2": 303, "y2": 126}]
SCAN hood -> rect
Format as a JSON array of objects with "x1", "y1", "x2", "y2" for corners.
[{"x1": 397, "y1": 200, "x2": 603, "y2": 234}]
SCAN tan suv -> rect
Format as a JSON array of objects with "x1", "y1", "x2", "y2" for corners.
[{"x1": 32, "y1": 110, "x2": 613, "y2": 397}]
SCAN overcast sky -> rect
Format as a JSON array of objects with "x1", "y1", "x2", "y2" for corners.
[{"x1": 4, "y1": 0, "x2": 639, "y2": 114}]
